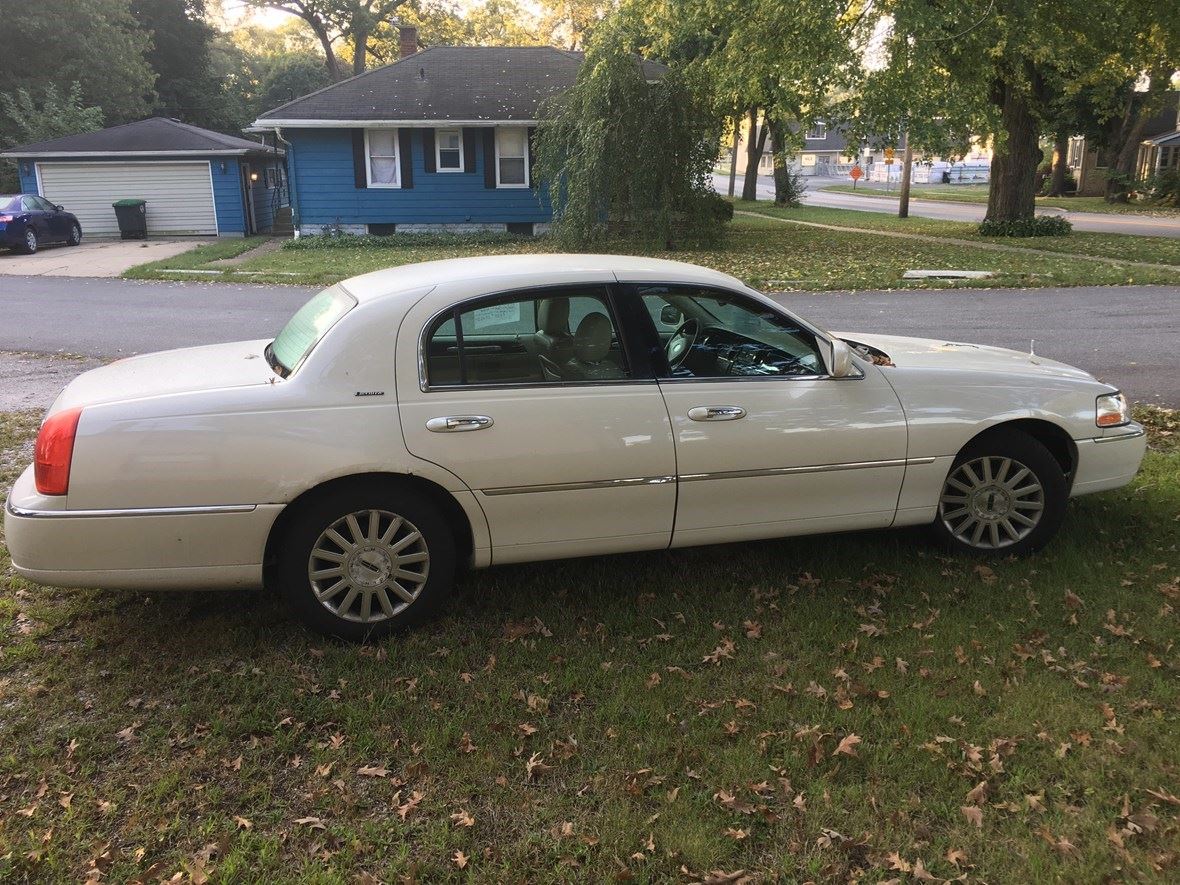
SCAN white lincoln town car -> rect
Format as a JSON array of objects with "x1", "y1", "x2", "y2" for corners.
[{"x1": 6, "y1": 255, "x2": 1146, "y2": 639}]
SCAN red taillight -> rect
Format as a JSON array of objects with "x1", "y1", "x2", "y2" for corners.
[
  {"x1": 0, "y1": 215, "x2": 13, "y2": 223},
  {"x1": 34, "y1": 407, "x2": 83, "y2": 495}
]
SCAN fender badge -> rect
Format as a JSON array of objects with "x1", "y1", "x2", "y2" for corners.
[{"x1": 355, "y1": 390, "x2": 385, "y2": 397}]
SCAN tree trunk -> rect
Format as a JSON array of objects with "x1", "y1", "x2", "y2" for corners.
[
  {"x1": 740, "y1": 108, "x2": 768, "y2": 202},
  {"x1": 985, "y1": 82, "x2": 1041, "y2": 223},
  {"x1": 351, "y1": 23, "x2": 371, "y2": 75},
  {"x1": 1102, "y1": 67, "x2": 1170, "y2": 201},
  {"x1": 727, "y1": 114, "x2": 739, "y2": 197},
  {"x1": 768, "y1": 118, "x2": 792, "y2": 206},
  {"x1": 307, "y1": 20, "x2": 343, "y2": 80},
  {"x1": 1048, "y1": 130, "x2": 1069, "y2": 196},
  {"x1": 897, "y1": 136, "x2": 913, "y2": 218}
]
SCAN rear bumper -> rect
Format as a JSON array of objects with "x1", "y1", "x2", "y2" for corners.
[
  {"x1": 1071, "y1": 424, "x2": 1148, "y2": 496},
  {"x1": 5, "y1": 466, "x2": 280, "y2": 590}
]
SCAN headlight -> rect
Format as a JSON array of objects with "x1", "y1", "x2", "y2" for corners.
[{"x1": 1096, "y1": 392, "x2": 1130, "y2": 428}]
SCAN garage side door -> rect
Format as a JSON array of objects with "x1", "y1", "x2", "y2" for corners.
[{"x1": 37, "y1": 162, "x2": 218, "y2": 236}]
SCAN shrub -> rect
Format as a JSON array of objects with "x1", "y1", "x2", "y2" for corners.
[
  {"x1": 773, "y1": 165, "x2": 807, "y2": 208},
  {"x1": 1142, "y1": 168, "x2": 1180, "y2": 207},
  {"x1": 978, "y1": 215, "x2": 1073, "y2": 237},
  {"x1": 703, "y1": 192, "x2": 735, "y2": 222}
]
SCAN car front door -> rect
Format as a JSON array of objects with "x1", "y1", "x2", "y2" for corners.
[
  {"x1": 396, "y1": 281, "x2": 677, "y2": 565},
  {"x1": 33, "y1": 196, "x2": 69, "y2": 239},
  {"x1": 631, "y1": 284, "x2": 910, "y2": 548}
]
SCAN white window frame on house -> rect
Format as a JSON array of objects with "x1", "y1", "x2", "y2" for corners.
[
  {"x1": 495, "y1": 126, "x2": 529, "y2": 188},
  {"x1": 435, "y1": 128, "x2": 463, "y2": 171},
  {"x1": 365, "y1": 128, "x2": 401, "y2": 188},
  {"x1": 805, "y1": 123, "x2": 827, "y2": 140}
]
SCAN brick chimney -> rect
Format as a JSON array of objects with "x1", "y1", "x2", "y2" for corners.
[{"x1": 399, "y1": 26, "x2": 419, "y2": 59}]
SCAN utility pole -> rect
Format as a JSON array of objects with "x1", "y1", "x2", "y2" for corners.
[
  {"x1": 727, "y1": 114, "x2": 739, "y2": 197},
  {"x1": 898, "y1": 128, "x2": 913, "y2": 218}
]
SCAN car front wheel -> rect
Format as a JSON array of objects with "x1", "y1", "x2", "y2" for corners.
[
  {"x1": 274, "y1": 482, "x2": 456, "y2": 640},
  {"x1": 68, "y1": 223, "x2": 82, "y2": 246},
  {"x1": 933, "y1": 429, "x2": 1068, "y2": 556}
]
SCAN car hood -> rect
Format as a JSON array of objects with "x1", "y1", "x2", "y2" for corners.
[
  {"x1": 836, "y1": 332, "x2": 1097, "y2": 382},
  {"x1": 49, "y1": 339, "x2": 278, "y2": 414}
]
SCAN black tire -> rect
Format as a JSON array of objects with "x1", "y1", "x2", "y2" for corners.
[
  {"x1": 273, "y1": 480, "x2": 456, "y2": 641},
  {"x1": 18, "y1": 228, "x2": 37, "y2": 255},
  {"x1": 931, "y1": 428, "x2": 1068, "y2": 557},
  {"x1": 67, "y1": 223, "x2": 82, "y2": 246}
]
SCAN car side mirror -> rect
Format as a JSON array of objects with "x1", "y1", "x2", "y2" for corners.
[
  {"x1": 827, "y1": 339, "x2": 856, "y2": 377},
  {"x1": 54, "y1": 204, "x2": 64, "y2": 211},
  {"x1": 660, "y1": 304, "x2": 682, "y2": 326}
]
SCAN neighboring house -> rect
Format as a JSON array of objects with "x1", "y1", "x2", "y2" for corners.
[
  {"x1": 1068, "y1": 91, "x2": 1179, "y2": 195},
  {"x1": 0, "y1": 117, "x2": 287, "y2": 237},
  {"x1": 250, "y1": 28, "x2": 666, "y2": 236}
]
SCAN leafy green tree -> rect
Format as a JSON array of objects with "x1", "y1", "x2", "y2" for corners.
[
  {"x1": 246, "y1": 0, "x2": 411, "y2": 77},
  {"x1": 257, "y1": 52, "x2": 334, "y2": 110},
  {"x1": 864, "y1": 0, "x2": 1179, "y2": 221},
  {"x1": 535, "y1": 29, "x2": 724, "y2": 247},
  {"x1": 0, "y1": 83, "x2": 104, "y2": 189},
  {"x1": 370, "y1": 0, "x2": 543, "y2": 61},
  {"x1": 630, "y1": 0, "x2": 871, "y2": 203},
  {"x1": 0, "y1": 0, "x2": 154, "y2": 124},
  {"x1": 132, "y1": 0, "x2": 220, "y2": 126}
]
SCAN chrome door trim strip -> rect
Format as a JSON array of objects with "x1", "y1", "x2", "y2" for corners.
[
  {"x1": 6, "y1": 500, "x2": 257, "y2": 519},
  {"x1": 478, "y1": 457, "x2": 936, "y2": 496},
  {"x1": 678, "y1": 457, "x2": 933, "y2": 483},
  {"x1": 1091, "y1": 427, "x2": 1146, "y2": 444},
  {"x1": 481, "y1": 475, "x2": 676, "y2": 497}
]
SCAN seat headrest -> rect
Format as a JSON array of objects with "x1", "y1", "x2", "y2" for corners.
[
  {"x1": 573, "y1": 312, "x2": 613, "y2": 364},
  {"x1": 537, "y1": 298, "x2": 570, "y2": 336}
]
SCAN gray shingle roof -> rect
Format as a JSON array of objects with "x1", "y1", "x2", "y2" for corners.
[
  {"x1": 255, "y1": 46, "x2": 667, "y2": 123},
  {"x1": 2, "y1": 117, "x2": 280, "y2": 156}
]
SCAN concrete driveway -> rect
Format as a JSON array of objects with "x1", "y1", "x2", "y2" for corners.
[{"x1": 0, "y1": 238, "x2": 209, "y2": 277}]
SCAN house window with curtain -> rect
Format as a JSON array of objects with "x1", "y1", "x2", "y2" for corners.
[
  {"x1": 436, "y1": 128, "x2": 463, "y2": 170},
  {"x1": 496, "y1": 127, "x2": 528, "y2": 187},
  {"x1": 366, "y1": 129, "x2": 400, "y2": 187}
]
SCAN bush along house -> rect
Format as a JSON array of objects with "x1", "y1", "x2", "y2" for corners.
[{"x1": 251, "y1": 28, "x2": 665, "y2": 237}]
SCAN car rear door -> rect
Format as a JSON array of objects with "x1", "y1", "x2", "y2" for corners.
[
  {"x1": 396, "y1": 280, "x2": 677, "y2": 565},
  {"x1": 629, "y1": 283, "x2": 910, "y2": 548},
  {"x1": 20, "y1": 197, "x2": 50, "y2": 239}
]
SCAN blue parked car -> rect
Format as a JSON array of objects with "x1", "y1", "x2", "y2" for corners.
[{"x1": 0, "y1": 194, "x2": 82, "y2": 254}]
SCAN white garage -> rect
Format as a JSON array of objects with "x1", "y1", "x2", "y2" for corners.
[{"x1": 37, "y1": 161, "x2": 218, "y2": 237}]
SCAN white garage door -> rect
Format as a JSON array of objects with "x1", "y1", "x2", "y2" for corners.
[{"x1": 37, "y1": 161, "x2": 218, "y2": 236}]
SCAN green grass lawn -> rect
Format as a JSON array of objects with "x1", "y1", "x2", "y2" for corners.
[
  {"x1": 735, "y1": 202, "x2": 1180, "y2": 268},
  {"x1": 125, "y1": 214, "x2": 1180, "y2": 292},
  {"x1": 1, "y1": 408, "x2": 1177, "y2": 882},
  {"x1": 821, "y1": 183, "x2": 1180, "y2": 217}
]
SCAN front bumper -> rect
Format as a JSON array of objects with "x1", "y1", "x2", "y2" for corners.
[
  {"x1": 5, "y1": 465, "x2": 281, "y2": 590},
  {"x1": 1071, "y1": 423, "x2": 1148, "y2": 496}
]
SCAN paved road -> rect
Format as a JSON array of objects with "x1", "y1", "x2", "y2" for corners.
[
  {"x1": 717, "y1": 173, "x2": 1180, "y2": 238},
  {"x1": 3, "y1": 276, "x2": 1177, "y2": 406}
]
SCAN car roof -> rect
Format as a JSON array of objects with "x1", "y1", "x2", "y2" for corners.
[{"x1": 338, "y1": 254, "x2": 748, "y2": 302}]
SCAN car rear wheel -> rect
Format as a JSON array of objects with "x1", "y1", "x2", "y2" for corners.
[
  {"x1": 274, "y1": 482, "x2": 456, "y2": 641},
  {"x1": 19, "y1": 229, "x2": 37, "y2": 254},
  {"x1": 68, "y1": 224, "x2": 82, "y2": 246},
  {"x1": 932, "y1": 429, "x2": 1068, "y2": 556}
]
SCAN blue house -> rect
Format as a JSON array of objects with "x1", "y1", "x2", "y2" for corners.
[
  {"x1": 251, "y1": 31, "x2": 665, "y2": 236},
  {"x1": 1, "y1": 118, "x2": 288, "y2": 237}
]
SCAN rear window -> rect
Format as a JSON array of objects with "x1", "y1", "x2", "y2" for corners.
[
  {"x1": 0, "y1": 195, "x2": 18, "y2": 211},
  {"x1": 269, "y1": 285, "x2": 357, "y2": 375}
]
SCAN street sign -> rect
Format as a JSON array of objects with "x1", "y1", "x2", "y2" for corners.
[
  {"x1": 884, "y1": 147, "x2": 896, "y2": 160},
  {"x1": 884, "y1": 158, "x2": 894, "y2": 165},
  {"x1": 849, "y1": 164, "x2": 863, "y2": 189}
]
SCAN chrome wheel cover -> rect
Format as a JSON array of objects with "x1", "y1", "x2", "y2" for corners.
[
  {"x1": 307, "y1": 509, "x2": 429, "y2": 624},
  {"x1": 70, "y1": 225, "x2": 81, "y2": 244},
  {"x1": 939, "y1": 456, "x2": 1044, "y2": 550},
  {"x1": 24, "y1": 230, "x2": 36, "y2": 251}
]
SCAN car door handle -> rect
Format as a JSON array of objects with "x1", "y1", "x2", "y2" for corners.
[
  {"x1": 426, "y1": 415, "x2": 494, "y2": 432},
  {"x1": 687, "y1": 406, "x2": 746, "y2": 421}
]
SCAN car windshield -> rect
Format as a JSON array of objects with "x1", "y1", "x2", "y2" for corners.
[{"x1": 267, "y1": 284, "x2": 357, "y2": 377}]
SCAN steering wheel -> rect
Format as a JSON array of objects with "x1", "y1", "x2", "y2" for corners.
[{"x1": 665, "y1": 318, "x2": 700, "y2": 370}]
